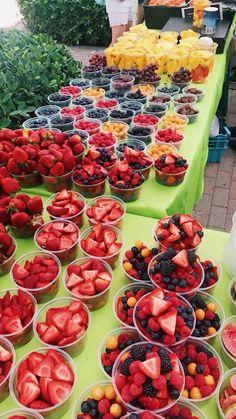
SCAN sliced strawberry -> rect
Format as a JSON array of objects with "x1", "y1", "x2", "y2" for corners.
[
  {"x1": 139, "y1": 356, "x2": 161, "y2": 379},
  {"x1": 19, "y1": 381, "x2": 41, "y2": 407},
  {"x1": 93, "y1": 223, "x2": 102, "y2": 241},
  {"x1": 58, "y1": 335, "x2": 77, "y2": 346},
  {"x1": 47, "y1": 206, "x2": 68, "y2": 217},
  {"x1": 48, "y1": 380, "x2": 72, "y2": 405},
  {"x1": 108, "y1": 242, "x2": 121, "y2": 255},
  {"x1": 39, "y1": 377, "x2": 53, "y2": 402},
  {"x1": 17, "y1": 370, "x2": 38, "y2": 393},
  {"x1": 52, "y1": 362, "x2": 74, "y2": 384},
  {"x1": 109, "y1": 207, "x2": 123, "y2": 221},
  {"x1": 66, "y1": 273, "x2": 84, "y2": 288},
  {"x1": 192, "y1": 233, "x2": 201, "y2": 247},
  {"x1": 65, "y1": 318, "x2": 82, "y2": 336},
  {"x1": 169, "y1": 223, "x2": 180, "y2": 234},
  {"x1": 0, "y1": 345, "x2": 12, "y2": 362},
  {"x1": 56, "y1": 189, "x2": 70, "y2": 201},
  {"x1": 1, "y1": 315, "x2": 22, "y2": 334},
  {"x1": 68, "y1": 301, "x2": 83, "y2": 313},
  {"x1": 83, "y1": 238, "x2": 97, "y2": 253},
  {"x1": 165, "y1": 154, "x2": 176, "y2": 164},
  {"x1": 60, "y1": 236, "x2": 73, "y2": 250},
  {"x1": 82, "y1": 270, "x2": 98, "y2": 282},
  {"x1": 103, "y1": 229, "x2": 116, "y2": 246},
  {"x1": 51, "y1": 309, "x2": 73, "y2": 333},
  {"x1": 33, "y1": 355, "x2": 55, "y2": 378},
  {"x1": 28, "y1": 352, "x2": 44, "y2": 371},
  {"x1": 149, "y1": 287, "x2": 164, "y2": 300},
  {"x1": 46, "y1": 349, "x2": 64, "y2": 365},
  {"x1": 98, "y1": 271, "x2": 112, "y2": 281},
  {"x1": 41, "y1": 324, "x2": 62, "y2": 345},
  {"x1": 182, "y1": 222, "x2": 194, "y2": 237},
  {"x1": 12, "y1": 264, "x2": 29, "y2": 280},
  {"x1": 30, "y1": 400, "x2": 52, "y2": 409},
  {"x1": 79, "y1": 280, "x2": 95, "y2": 296},
  {"x1": 63, "y1": 223, "x2": 77, "y2": 234},
  {"x1": 172, "y1": 249, "x2": 189, "y2": 268},
  {"x1": 179, "y1": 214, "x2": 194, "y2": 225},
  {"x1": 94, "y1": 278, "x2": 109, "y2": 293},
  {"x1": 150, "y1": 296, "x2": 172, "y2": 317},
  {"x1": 51, "y1": 222, "x2": 64, "y2": 231},
  {"x1": 93, "y1": 206, "x2": 108, "y2": 222},
  {"x1": 167, "y1": 232, "x2": 181, "y2": 242},
  {"x1": 158, "y1": 307, "x2": 177, "y2": 336}
]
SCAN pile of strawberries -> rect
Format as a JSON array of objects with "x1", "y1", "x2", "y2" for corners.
[
  {"x1": 0, "y1": 289, "x2": 35, "y2": 335},
  {"x1": 0, "y1": 341, "x2": 13, "y2": 385},
  {"x1": 154, "y1": 153, "x2": 188, "y2": 174},
  {"x1": 37, "y1": 144, "x2": 75, "y2": 177},
  {"x1": 0, "y1": 224, "x2": 16, "y2": 264},
  {"x1": 7, "y1": 145, "x2": 39, "y2": 176},
  {"x1": 46, "y1": 188, "x2": 85, "y2": 223}
]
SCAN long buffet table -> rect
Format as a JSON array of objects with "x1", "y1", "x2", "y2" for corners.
[{"x1": 1, "y1": 207, "x2": 233, "y2": 418}]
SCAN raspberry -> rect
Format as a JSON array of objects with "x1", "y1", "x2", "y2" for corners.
[
  {"x1": 153, "y1": 375, "x2": 166, "y2": 390},
  {"x1": 196, "y1": 353, "x2": 208, "y2": 365},
  {"x1": 179, "y1": 407, "x2": 192, "y2": 418},
  {"x1": 148, "y1": 317, "x2": 159, "y2": 332},
  {"x1": 130, "y1": 383, "x2": 143, "y2": 397},
  {"x1": 121, "y1": 383, "x2": 132, "y2": 403},
  {"x1": 195, "y1": 374, "x2": 205, "y2": 387},
  {"x1": 109, "y1": 352, "x2": 119, "y2": 363},
  {"x1": 115, "y1": 374, "x2": 126, "y2": 391},
  {"x1": 203, "y1": 365, "x2": 210, "y2": 375},
  {"x1": 200, "y1": 385, "x2": 213, "y2": 397},
  {"x1": 129, "y1": 360, "x2": 142, "y2": 375},
  {"x1": 211, "y1": 368, "x2": 220, "y2": 381},
  {"x1": 133, "y1": 372, "x2": 146, "y2": 385},
  {"x1": 169, "y1": 371, "x2": 183, "y2": 391},
  {"x1": 185, "y1": 375, "x2": 195, "y2": 390},
  {"x1": 208, "y1": 357, "x2": 218, "y2": 369},
  {"x1": 140, "y1": 413, "x2": 156, "y2": 419},
  {"x1": 204, "y1": 310, "x2": 215, "y2": 320},
  {"x1": 163, "y1": 335, "x2": 176, "y2": 345},
  {"x1": 176, "y1": 316, "x2": 185, "y2": 327},
  {"x1": 187, "y1": 349, "x2": 197, "y2": 361},
  {"x1": 167, "y1": 404, "x2": 180, "y2": 416},
  {"x1": 118, "y1": 333, "x2": 129, "y2": 344},
  {"x1": 98, "y1": 398, "x2": 110, "y2": 414},
  {"x1": 181, "y1": 325, "x2": 191, "y2": 337},
  {"x1": 170, "y1": 297, "x2": 180, "y2": 307},
  {"x1": 139, "y1": 396, "x2": 160, "y2": 410}
]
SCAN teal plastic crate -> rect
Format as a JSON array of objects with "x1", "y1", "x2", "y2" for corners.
[{"x1": 207, "y1": 125, "x2": 231, "y2": 163}]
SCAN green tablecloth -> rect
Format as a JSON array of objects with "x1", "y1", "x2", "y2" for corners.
[{"x1": 0, "y1": 210, "x2": 233, "y2": 418}]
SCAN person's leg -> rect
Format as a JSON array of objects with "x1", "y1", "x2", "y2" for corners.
[
  {"x1": 126, "y1": 20, "x2": 133, "y2": 31},
  {"x1": 110, "y1": 24, "x2": 127, "y2": 47},
  {"x1": 136, "y1": 3, "x2": 144, "y2": 24},
  {"x1": 106, "y1": 0, "x2": 131, "y2": 47}
]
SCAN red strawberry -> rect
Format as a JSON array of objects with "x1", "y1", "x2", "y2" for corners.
[
  {"x1": 52, "y1": 362, "x2": 74, "y2": 384},
  {"x1": 182, "y1": 222, "x2": 194, "y2": 237},
  {"x1": 0, "y1": 232, "x2": 12, "y2": 248},
  {"x1": 33, "y1": 355, "x2": 55, "y2": 378},
  {"x1": 46, "y1": 238, "x2": 61, "y2": 251},
  {"x1": 172, "y1": 249, "x2": 189, "y2": 268},
  {"x1": 39, "y1": 154, "x2": 55, "y2": 168},
  {"x1": 26, "y1": 196, "x2": 43, "y2": 214},
  {"x1": 19, "y1": 381, "x2": 41, "y2": 407},
  {"x1": 79, "y1": 280, "x2": 96, "y2": 296},
  {"x1": 41, "y1": 324, "x2": 62, "y2": 344},
  {"x1": 7, "y1": 158, "x2": 21, "y2": 175},
  {"x1": 158, "y1": 308, "x2": 177, "y2": 336},
  {"x1": 1, "y1": 315, "x2": 22, "y2": 333},
  {"x1": 8, "y1": 198, "x2": 26, "y2": 212},
  {"x1": 139, "y1": 356, "x2": 161, "y2": 379},
  {"x1": 94, "y1": 278, "x2": 109, "y2": 293},
  {"x1": 150, "y1": 296, "x2": 171, "y2": 317},
  {"x1": 12, "y1": 147, "x2": 29, "y2": 163},
  {"x1": 46, "y1": 205, "x2": 68, "y2": 217},
  {"x1": 2, "y1": 178, "x2": 19, "y2": 195},
  {"x1": 50, "y1": 162, "x2": 65, "y2": 176},
  {"x1": 48, "y1": 380, "x2": 72, "y2": 405},
  {"x1": 11, "y1": 212, "x2": 30, "y2": 228},
  {"x1": 0, "y1": 345, "x2": 12, "y2": 362},
  {"x1": 62, "y1": 153, "x2": 75, "y2": 171}
]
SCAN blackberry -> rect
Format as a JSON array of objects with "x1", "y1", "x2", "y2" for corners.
[
  {"x1": 131, "y1": 345, "x2": 146, "y2": 361},
  {"x1": 195, "y1": 344, "x2": 213, "y2": 358},
  {"x1": 81, "y1": 401, "x2": 90, "y2": 413},
  {"x1": 160, "y1": 260, "x2": 176, "y2": 275},
  {"x1": 158, "y1": 348, "x2": 172, "y2": 373},
  {"x1": 143, "y1": 380, "x2": 157, "y2": 397},
  {"x1": 120, "y1": 357, "x2": 133, "y2": 375},
  {"x1": 200, "y1": 325, "x2": 208, "y2": 336},
  {"x1": 187, "y1": 250, "x2": 197, "y2": 265},
  {"x1": 163, "y1": 248, "x2": 177, "y2": 259},
  {"x1": 191, "y1": 297, "x2": 207, "y2": 310},
  {"x1": 135, "y1": 261, "x2": 147, "y2": 272}
]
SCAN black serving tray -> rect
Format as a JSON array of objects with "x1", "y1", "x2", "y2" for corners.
[
  {"x1": 143, "y1": 0, "x2": 189, "y2": 30},
  {"x1": 162, "y1": 17, "x2": 232, "y2": 53}
]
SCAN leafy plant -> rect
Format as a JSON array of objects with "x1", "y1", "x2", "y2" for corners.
[
  {"x1": 18, "y1": 0, "x2": 110, "y2": 46},
  {"x1": 0, "y1": 30, "x2": 81, "y2": 128}
]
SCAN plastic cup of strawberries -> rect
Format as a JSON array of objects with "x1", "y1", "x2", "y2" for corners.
[
  {"x1": 74, "y1": 118, "x2": 101, "y2": 136},
  {"x1": 176, "y1": 338, "x2": 223, "y2": 403},
  {"x1": 133, "y1": 288, "x2": 196, "y2": 350},
  {"x1": 113, "y1": 283, "x2": 153, "y2": 328},
  {"x1": 45, "y1": 189, "x2": 86, "y2": 228},
  {"x1": 86, "y1": 195, "x2": 126, "y2": 229},
  {"x1": 0, "y1": 233, "x2": 17, "y2": 277},
  {"x1": 9, "y1": 347, "x2": 76, "y2": 416},
  {"x1": 148, "y1": 249, "x2": 204, "y2": 301},
  {"x1": 121, "y1": 147, "x2": 153, "y2": 180},
  {"x1": 10, "y1": 251, "x2": 61, "y2": 303},
  {"x1": 153, "y1": 152, "x2": 188, "y2": 187},
  {"x1": 112, "y1": 342, "x2": 185, "y2": 414},
  {"x1": 34, "y1": 220, "x2": 79, "y2": 265},
  {"x1": 0, "y1": 408, "x2": 44, "y2": 419},
  {"x1": 63, "y1": 257, "x2": 113, "y2": 310},
  {"x1": 0, "y1": 336, "x2": 15, "y2": 401},
  {"x1": 164, "y1": 400, "x2": 207, "y2": 419},
  {"x1": 79, "y1": 223, "x2": 123, "y2": 268},
  {"x1": 98, "y1": 327, "x2": 140, "y2": 379},
  {"x1": 0, "y1": 288, "x2": 37, "y2": 347},
  {"x1": 33, "y1": 297, "x2": 90, "y2": 356},
  {"x1": 8, "y1": 144, "x2": 42, "y2": 188}
]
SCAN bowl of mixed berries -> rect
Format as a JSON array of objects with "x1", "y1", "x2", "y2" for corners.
[
  {"x1": 122, "y1": 240, "x2": 158, "y2": 282},
  {"x1": 108, "y1": 161, "x2": 145, "y2": 202},
  {"x1": 121, "y1": 147, "x2": 153, "y2": 180},
  {"x1": 197, "y1": 250, "x2": 222, "y2": 293},
  {"x1": 72, "y1": 162, "x2": 108, "y2": 198},
  {"x1": 164, "y1": 400, "x2": 207, "y2": 419},
  {"x1": 154, "y1": 152, "x2": 188, "y2": 186}
]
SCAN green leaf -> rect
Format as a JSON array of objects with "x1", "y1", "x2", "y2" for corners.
[{"x1": 0, "y1": 118, "x2": 11, "y2": 128}]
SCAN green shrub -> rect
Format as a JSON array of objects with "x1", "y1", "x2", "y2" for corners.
[
  {"x1": 0, "y1": 30, "x2": 81, "y2": 128},
  {"x1": 18, "y1": 0, "x2": 110, "y2": 46}
]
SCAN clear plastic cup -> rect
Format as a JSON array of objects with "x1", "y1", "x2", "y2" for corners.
[
  {"x1": 34, "y1": 220, "x2": 79, "y2": 265},
  {"x1": 144, "y1": 103, "x2": 168, "y2": 118},
  {"x1": 157, "y1": 84, "x2": 180, "y2": 97},
  {"x1": 85, "y1": 195, "x2": 126, "y2": 228},
  {"x1": 197, "y1": 250, "x2": 222, "y2": 293},
  {"x1": 0, "y1": 288, "x2": 36, "y2": 347},
  {"x1": 173, "y1": 93, "x2": 198, "y2": 107},
  {"x1": 149, "y1": 94, "x2": 172, "y2": 108},
  {"x1": 60, "y1": 105, "x2": 86, "y2": 121},
  {"x1": 164, "y1": 400, "x2": 207, "y2": 419},
  {"x1": 111, "y1": 75, "x2": 135, "y2": 94},
  {"x1": 71, "y1": 97, "x2": 94, "y2": 110},
  {"x1": 82, "y1": 87, "x2": 105, "y2": 101},
  {"x1": 0, "y1": 237, "x2": 17, "y2": 276},
  {"x1": 112, "y1": 342, "x2": 185, "y2": 414},
  {"x1": 112, "y1": 283, "x2": 153, "y2": 328},
  {"x1": 49, "y1": 115, "x2": 76, "y2": 132},
  {"x1": 155, "y1": 128, "x2": 185, "y2": 150},
  {"x1": 191, "y1": 290, "x2": 225, "y2": 342},
  {"x1": 121, "y1": 413, "x2": 163, "y2": 419},
  {"x1": 65, "y1": 129, "x2": 89, "y2": 145},
  {"x1": 121, "y1": 243, "x2": 157, "y2": 283},
  {"x1": 154, "y1": 165, "x2": 187, "y2": 186},
  {"x1": 11, "y1": 172, "x2": 42, "y2": 188},
  {"x1": 69, "y1": 78, "x2": 91, "y2": 89},
  {"x1": 101, "y1": 69, "x2": 121, "y2": 78},
  {"x1": 170, "y1": 79, "x2": 191, "y2": 90},
  {"x1": 160, "y1": 114, "x2": 189, "y2": 131},
  {"x1": 132, "y1": 159, "x2": 153, "y2": 180},
  {"x1": 9, "y1": 222, "x2": 43, "y2": 239},
  {"x1": 134, "y1": 291, "x2": 196, "y2": 350},
  {"x1": 62, "y1": 257, "x2": 113, "y2": 310},
  {"x1": 59, "y1": 86, "x2": 81, "y2": 98},
  {"x1": 48, "y1": 93, "x2": 73, "y2": 107},
  {"x1": 148, "y1": 253, "x2": 204, "y2": 300},
  {"x1": 131, "y1": 84, "x2": 155, "y2": 97},
  {"x1": 74, "y1": 118, "x2": 101, "y2": 135},
  {"x1": 81, "y1": 68, "x2": 102, "y2": 80},
  {"x1": 229, "y1": 278, "x2": 236, "y2": 313},
  {"x1": 73, "y1": 176, "x2": 107, "y2": 199},
  {"x1": 119, "y1": 100, "x2": 144, "y2": 115},
  {"x1": 33, "y1": 297, "x2": 90, "y2": 356},
  {"x1": 22, "y1": 117, "x2": 49, "y2": 131},
  {"x1": 108, "y1": 181, "x2": 144, "y2": 203},
  {"x1": 216, "y1": 367, "x2": 236, "y2": 419},
  {"x1": 127, "y1": 125, "x2": 155, "y2": 146},
  {"x1": 146, "y1": 143, "x2": 177, "y2": 160},
  {"x1": 180, "y1": 338, "x2": 223, "y2": 404},
  {"x1": 0, "y1": 336, "x2": 15, "y2": 401},
  {"x1": 79, "y1": 224, "x2": 123, "y2": 268},
  {"x1": 182, "y1": 86, "x2": 204, "y2": 101},
  {"x1": 174, "y1": 105, "x2": 199, "y2": 124},
  {"x1": 0, "y1": 409, "x2": 44, "y2": 419},
  {"x1": 105, "y1": 90, "x2": 126, "y2": 103},
  {"x1": 96, "y1": 99, "x2": 119, "y2": 111},
  {"x1": 35, "y1": 105, "x2": 61, "y2": 118},
  {"x1": 124, "y1": 91, "x2": 147, "y2": 104},
  {"x1": 45, "y1": 191, "x2": 86, "y2": 228},
  {"x1": 101, "y1": 121, "x2": 129, "y2": 141},
  {"x1": 115, "y1": 139, "x2": 146, "y2": 159},
  {"x1": 85, "y1": 108, "x2": 109, "y2": 123},
  {"x1": 10, "y1": 251, "x2": 61, "y2": 303},
  {"x1": 10, "y1": 347, "x2": 77, "y2": 417},
  {"x1": 109, "y1": 110, "x2": 135, "y2": 125},
  {"x1": 41, "y1": 169, "x2": 73, "y2": 193},
  {"x1": 91, "y1": 77, "x2": 111, "y2": 91},
  {"x1": 219, "y1": 315, "x2": 236, "y2": 369},
  {"x1": 98, "y1": 327, "x2": 140, "y2": 379}
]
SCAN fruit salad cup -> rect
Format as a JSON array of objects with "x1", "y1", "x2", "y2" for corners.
[
  {"x1": 121, "y1": 241, "x2": 158, "y2": 283},
  {"x1": 0, "y1": 288, "x2": 36, "y2": 347},
  {"x1": 73, "y1": 380, "x2": 126, "y2": 419},
  {"x1": 164, "y1": 400, "x2": 207, "y2": 419},
  {"x1": 193, "y1": 0, "x2": 210, "y2": 28},
  {"x1": 132, "y1": 114, "x2": 159, "y2": 131},
  {"x1": 0, "y1": 409, "x2": 44, "y2": 419},
  {"x1": 124, "y1": 90, "x2": 147, "y2": 105},
  {"x1": 160, "y1": 114, "x2": 189, "y2": 132},
  {"x1": 113, "y1": 283, "x2": 153, "y2": 328},
  {"x1": 177, "y1": 338, "x2": 223, "y2": 403},
  {"x1": 34, "y1": 220, "x2": 79, "y2": 265},
  {"x1": 72, "y1": 163, "x2": 108, "y2": 199},
  {"x1": 60, "y1": 105, "x2": 86, "y2": 121},
  {"x1": 0, "y1": 336, "x2": 15, "y2": 401},
  {"x1": 96, "y1": 98, "x2": 119, "y2": 111},
  {"x1": 74, "y1": 118, "x2": 101, "y2": 135},
  {"x1": 219, "y1": 315, "x2": 236, "y2": 369},
  {"x1": 11, "y1": 251, "x2": 61, "y2": 303},
  {"x1": 0, "y1": 236, "x2": 17, "y2": 277},
  {"x1": 33, "y1": 297, "x2": 90, "y2": 356},
  {"x1": 173, "y1": 94, "x2": 197, "y2": 107},
  {"x1": 115, "y1": 139, "x2": 146, "y2": 159},
  {"x1": 113, "y1": 342, "x2": 185, "y2": 414},
  {"x1": 101, "y1": 121, "x2": 129, "y2": 141},
  {"x1": 148, "y1": 250, "x2": 204, "y2": 300},
  {"x1": 86, "y1": 195, "x2": 126, "y2": 228},
  {"x1": 155, "y1": 129, "x2": 185, "y2": 150},
  {"x1": 9, "y1": 347, "x2": 76, "y2": 417},
  {"x1": 98, "y1": 327, "x2": 140, "y2": 379},
  {"x1": 175, "y1": 105, "x2": 199, "y2": 124},
  {"x1": 157, "y1": 85, "x2": 180, "y2": 97},
  {"x1": 191, "y1": 291, "x2": 224, "y2": 342},
  {"x1": 48, "y1": 93, "x2": 73, "y2": 107},
  {"x1": 63, "y1": 257, "x2": 113, "y2": 310},
  {"x1": 146, "y1": 144, "x2": 177, "y2": 161},
  {"x1": 45, "y1": 190, "x2": 86, "y2": 228},
  {"x1": 134, "y1": 288, "x2": 196, "y2": 350},
  {"x1": 154, "y1": 153, "x2": 188, "y2": 187},
  {"x1": 127, "y1": 126, "x2": 155, "y2": 146},
  {"x1": 82, "y1": 87, "x2": 105, "y2": 101},
  {"x1": 41, "y1": 169, "x2": 73, "y2": 193},
  {"x1": 197, "y1": 250, "x2": 222, "y2": 293},
  {"x1": 108, "y1": 163, "x2": 145, "y2": 202},
  {"x1": 79, "y1": 223, "x2": 123, "y2": 268},
  {"x1": 217, "y1": 368, "x2": 236, "y2": 419},
  {"x1": 188, "y1": 50, "x2": 214, "y2": 83}
]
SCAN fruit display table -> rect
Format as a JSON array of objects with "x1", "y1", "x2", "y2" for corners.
[{"x1": 0, "y1": 207, "x2": 233, "y2": 418}]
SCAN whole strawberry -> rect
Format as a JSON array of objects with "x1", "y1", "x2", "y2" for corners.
[
  {"x1": 37, "y1": 144, "x2": 75, "y2": 176},
  {"x1": 0, "y1": 230, "x2": 16, "y2": 275},
  {"x1": 7, "y1": 145, "x2": 39, "y2": 176}
]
